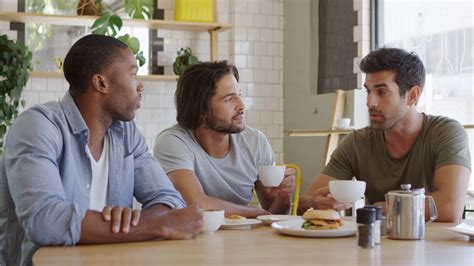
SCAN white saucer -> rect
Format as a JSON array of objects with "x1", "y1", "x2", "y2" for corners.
[
  {"x1": 334, "y1": 125, "x2": 354, "y2": 130},
  {"x1": 220, "y1": 219, "x2": 262, "y2": 230},
  {"x1": 445, "y1": 219, "x2": 474, "y2": 240},
  {"x1": 256, "y1": 214, "x2": 302, "y2": 225}
]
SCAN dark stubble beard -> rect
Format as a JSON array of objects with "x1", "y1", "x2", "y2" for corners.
[
  {"x1": 206, "y1": 112, "x2": 245, "y2": 134},
  {"x1": 369, "y1": 105, "x2": 410, "y2": 131}
]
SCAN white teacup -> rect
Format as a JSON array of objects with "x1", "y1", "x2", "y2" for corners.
[
  {"x1": 329, "y1": 180, "x2": 366, "y2": 203},
  {"x1": 335, "y1": 118, "x2": 351, "y2": 128},
  {"x1": 258, "y1": 165, "x2": 286, "y2": 187},
  {"x1": 200, "y1": 209, "x2": 224, "y2": 234}
]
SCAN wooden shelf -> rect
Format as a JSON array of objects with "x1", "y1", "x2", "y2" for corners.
[
  {"x1": 0, "y1": 12, "x2": 232, "y2": 61},
  {"x1": 30, "y1": 71, "x2": 178, "y2": 81},
  {"x1": 0, "y1": 12, "x2": 232, "y2": 32}
]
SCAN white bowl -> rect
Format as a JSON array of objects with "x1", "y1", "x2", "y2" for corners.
[
  {"x1": 258, "y1": 165, "x2": 286, "y2": 187},
  {"x1": 329, "y1": 180, "x2": 366, "y2": 203},
  {"x1": 200, "y1": 210, "x2": 224, "y2": 234}
]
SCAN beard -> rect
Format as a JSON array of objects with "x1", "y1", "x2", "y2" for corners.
[
  {"x1": 369, "y1": 106, "x2": 409, "y2": 131},
  {"x1": 205, "y1": 112, "x2": 245, "y2": 134}
]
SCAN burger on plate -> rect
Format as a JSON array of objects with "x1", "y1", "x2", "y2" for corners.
[{"x1": 301, "y1": 208, "x2": 343, "y2": 230}]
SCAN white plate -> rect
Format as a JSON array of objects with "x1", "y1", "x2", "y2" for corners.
[
  {"x1": 256, "y1": 215, "x2": 302, "y2": 225},
  {"x1": 445, "y1": 219, "x2": 474, "y2": 240},
  {"x1": 271, "y1": 219, "x2": 357, "y2": 237},
  {"x1": 220, "y1": 218, "x2": 262, "y2": 230},
  {"x1": 334, "y1": 125, "x2": 354, "y2": 130}
]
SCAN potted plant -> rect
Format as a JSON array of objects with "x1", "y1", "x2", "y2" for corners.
[
  {"x1": 0, "y1": 35, "x2": 32, "y2": 154},
  {"x1": 173, "y1": 47, "x2": 199, "y2": 76},
  {"x1": 77, "y1": 0, "x2": 104, "y2": 16}
]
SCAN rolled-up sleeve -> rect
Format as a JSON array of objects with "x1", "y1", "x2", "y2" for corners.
[
  {"x1": 129, "y1": 123, "x2": 186, "y2": 209},
  {"x1": 3, "y1": 109, "x2": 87, "y2": 246}
]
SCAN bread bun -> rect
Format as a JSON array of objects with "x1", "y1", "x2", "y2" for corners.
[
  {"x1": 224, "y1": 214, "x2": 246, "y2": 223},
  {"x1": 302, "y1": 208, "x2": 340, "y2": 220},
  {"x1": 301, "y1": 208, "x2": 343, "y2": 230}
]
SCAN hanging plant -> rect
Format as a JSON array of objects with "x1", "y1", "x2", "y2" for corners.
[
  {"x1": 0, "y1": 35, "x2": 32, "y2": 154},
  {"x1": 90, "y1": 0, "x2": 154, "y2": 67}
]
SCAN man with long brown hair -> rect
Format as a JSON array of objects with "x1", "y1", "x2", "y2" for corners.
[{"x1": 154, "y1": 61, "x2": 295, "y2": 218}]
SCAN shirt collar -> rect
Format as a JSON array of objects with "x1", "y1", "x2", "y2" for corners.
[
  {"x1": 60, "y1": 91, "x2": 89, "y2": 135},
  {"x1": 60, "y1": 91, "x2": 124, "y2": 135}
]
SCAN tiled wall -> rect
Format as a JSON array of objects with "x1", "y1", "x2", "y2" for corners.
[
  {"x1": 353, "y1": 0, "x2": 371, "y2": 89},
  {"x1": 352, "y1": 0, "x2": 371, "y2": 127},
  {"x1": 1, "y1": 0, "x2": 285, "y2": 163}
]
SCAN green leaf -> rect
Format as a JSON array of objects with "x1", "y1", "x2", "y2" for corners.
[
  {"x1": 125, "y1": 0, "x2": 154, "y2": 19},
  {"x1": 301, "y1": 220, "x2": 313, "y2": 229},
  {"x1": 117, "y1": 34, "x2": 130, "y2": 44},
  {"x1": 0, "y1": 124, "x2": 6, "y2": 137},
  {"x1": 0, "y1": 35, "x2": 31, "y2": 151},
  {"x1": 91, "y1": 13, "x2": 122, "y2": 37},
  {"x1": 136, "y1": 51, "x2": 145, "y2": 67},
  {"x1": 127, "y1": 37, "x2": 140, "y2": 54},
  {"x1": 117, "y1": 35, "x2": 143, "y2": 66},
  {"x1": 91, "y1": 13, "x2": 111, "y2": 35}
]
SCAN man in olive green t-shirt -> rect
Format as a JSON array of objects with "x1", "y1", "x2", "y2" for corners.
[{"x1": 298, "y1": 48, "x2": 471, "y2": 222}]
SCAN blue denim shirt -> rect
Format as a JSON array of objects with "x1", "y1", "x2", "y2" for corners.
[{"x1": 0, "y1": 92, "x2": 185, "y2": 266}]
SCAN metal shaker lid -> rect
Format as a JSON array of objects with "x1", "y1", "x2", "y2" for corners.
[
  {"x1": 387, "y1": 184, "x2": 425, "y2": 195},
  {"x1": 365, "y1": 205, "x2": 382, "y2": 220},
  {"x1": 356, "y1": 207, "x2": 376, "y2": 224}
]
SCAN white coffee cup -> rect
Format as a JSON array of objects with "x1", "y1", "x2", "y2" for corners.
[
  {"x1": 258, "y1": 165, "x2": 286, "y2": 187},
  {"x1": 200, "y1": 209, "x2": 224, "y2": 234},
  {"x1": 335, "y1": 118, "x2": 351, "y2": 128},
  {"x1": 329, "y1": 180, "x2": 366, "y2": 203}
]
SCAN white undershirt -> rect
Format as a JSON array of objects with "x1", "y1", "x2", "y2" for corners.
[{"x1": 87, "y1": 136, "x2": 109, "y2": 212}]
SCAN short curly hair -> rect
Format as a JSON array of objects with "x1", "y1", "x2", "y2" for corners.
[
  {"x1": 63, "y1": 34, "x2": 128, "y2": 96},
  {"x1": 359, "y1": 47, "x2": 425, "y2": 97},
  {"x1": 175, "y1": 61, "x2": 239, "y2": 129}
]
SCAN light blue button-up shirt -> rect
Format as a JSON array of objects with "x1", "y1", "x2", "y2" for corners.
[{"x1": 0, "y1": 92, "x2": 185, "y2": 266}]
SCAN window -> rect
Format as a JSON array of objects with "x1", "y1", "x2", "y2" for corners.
[
  {"x1": 376, "y1": 0, "x2": 474, "y2": 189},
  {"x1": 25, "y1": 1, "x2": 150, "y2": 75}
]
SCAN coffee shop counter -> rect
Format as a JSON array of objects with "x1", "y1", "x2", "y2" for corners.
[{"x1": 33, "y1": 222, "x2": 473, "y2": 265}]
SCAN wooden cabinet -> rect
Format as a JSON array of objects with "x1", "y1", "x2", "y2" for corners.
[{"x1": 0, "y1": 12, "x2": 232, "y2": 80}]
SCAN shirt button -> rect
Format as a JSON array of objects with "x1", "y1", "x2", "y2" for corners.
[{"x1": 86, "y1": 184, "x2": 90, "y2": 189}]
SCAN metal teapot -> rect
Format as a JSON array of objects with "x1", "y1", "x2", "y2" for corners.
[{"x1": 385, "y1": 184, "x2": 438, "y2": 240}]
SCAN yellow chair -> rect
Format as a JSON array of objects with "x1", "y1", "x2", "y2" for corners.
[{"x1": 285, "y1": 163, "x2": 302, "y2": 216}]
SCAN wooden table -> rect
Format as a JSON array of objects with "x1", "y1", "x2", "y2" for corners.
[{"x1": 33, "y1": 222, "x2": 473, "y2": 265}]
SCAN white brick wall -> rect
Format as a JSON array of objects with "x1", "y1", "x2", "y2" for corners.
[
  {"x1": 353, "y1": 0, "x2": 371, "y2": 128},
  {"x1": 1, "y1": 0, "x2": 285, "y2": 163},
  {"x1": 231, "y1": 0, "x2": 285, "y2": 163},
  {"x1": 353, "y1": 0, "x2": 371, "y2": 88}
]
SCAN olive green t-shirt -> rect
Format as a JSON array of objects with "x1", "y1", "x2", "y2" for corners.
[{"x1": 322, "y1": 114, "x2": 471, "y2": 204}]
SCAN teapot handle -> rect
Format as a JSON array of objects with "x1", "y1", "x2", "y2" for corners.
[{"x1": 426, "y1": 196, "x2": 438, "y2": 222}]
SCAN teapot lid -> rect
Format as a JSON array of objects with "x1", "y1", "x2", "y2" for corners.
[{"x1": 388, "y1": 184, "x2": 425, "y2": 195}]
